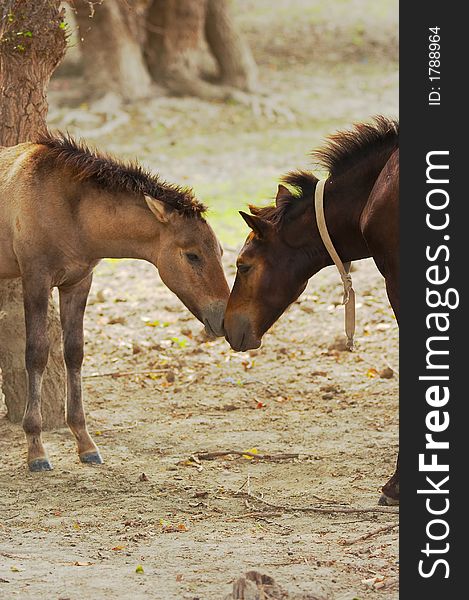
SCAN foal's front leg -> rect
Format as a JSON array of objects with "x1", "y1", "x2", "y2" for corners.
[
  {"x1": 22, "y1": 276, "x2": 54, "y2": 471},
  {"x1": 59, "y1": 275, "x2": 102, "y2": 465}
]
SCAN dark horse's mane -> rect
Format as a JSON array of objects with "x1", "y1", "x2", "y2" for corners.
[
  {"x1": 250, "y1": 116, "x2": 399, "y2": 226},
  {"x1": 36, "y1": 132, "x2": 206, "y2": 217}
]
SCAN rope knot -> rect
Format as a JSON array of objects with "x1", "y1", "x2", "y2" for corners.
[{"x1": 340, "y1": 272, "x2": 353, "y2": 305}]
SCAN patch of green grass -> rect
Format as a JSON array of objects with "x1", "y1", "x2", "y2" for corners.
[{"x1": 194, "y1": 178, "x2": 277, "y2": 247}]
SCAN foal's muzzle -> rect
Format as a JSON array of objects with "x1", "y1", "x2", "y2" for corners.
[{"x1": 202, "y1": 301, "x2": 227, "y2": 338}]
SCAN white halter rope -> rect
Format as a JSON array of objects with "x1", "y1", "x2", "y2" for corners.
[{"x1": 314, "y1": 179, "x2": 356, "y2": 350}]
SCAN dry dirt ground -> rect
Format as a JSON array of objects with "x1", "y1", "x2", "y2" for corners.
[
  {"x1": 0, "y1": 1, "x2": 398, "y2": 598},
  {"x1": 0, "y1": 258, "x2": 399, "y2": 600}
]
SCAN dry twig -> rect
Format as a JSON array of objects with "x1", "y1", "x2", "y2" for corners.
[
  {"x1": 194, "y1": 450, "x2": 300, "y2": 461},
  {"x1": 341, "y1": 522, "x2": 399, "y2": 545},
  {"x1": 83, "y1": 368, "x2": 170, "y2": 379},
  {"x1": 231, "y1": 487, "x2": 399, "y2": 516}
]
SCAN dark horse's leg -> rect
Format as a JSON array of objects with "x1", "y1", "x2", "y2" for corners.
[
  {"x1": 362, "y1": 149, "x2": 400, "y2": 505},
  {"x1": 59, "y1": 274, "x2": 102, "y2": 464},
  {"x1": 378, "y1": 265, "x2": 400, "y2": 505},
  {"x1": 21, "y1": 273, "x2": 54, "y2": 471}
]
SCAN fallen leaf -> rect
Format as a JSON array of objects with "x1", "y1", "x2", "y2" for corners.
[
  {"x1": 135, "y1": 565, "x2": 144, "y2": 574},
  {"x1": 145, "y1": 320, "x2": 160, "y2": 327},
  {"x1": 108, "y1": 316, "x2": 126, "y2": 325},
  {"x1": 243, "y1": 447, "x2": 259, "y2": 459},
  {"x1": 366, "y1": 368, "x2": 379, "y2": 378}
]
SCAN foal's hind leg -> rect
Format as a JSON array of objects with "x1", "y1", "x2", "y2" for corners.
[
  {"x1": 22, "y1": 275, "x2": 54, "y2": 471},
  {"x1": 59, "y1": 275, "x2": 102, "y2": 465}
]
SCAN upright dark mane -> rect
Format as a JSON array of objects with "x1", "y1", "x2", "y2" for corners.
[
  {"x1": 36, "y1": 132, "x2": 206, "y2": 217},
  {"x1": 250, "y1": 116, "x2": 398, "y2": 227},
  {"x1": 313, "y1": 115, "x2": 399, "y2": 177}
]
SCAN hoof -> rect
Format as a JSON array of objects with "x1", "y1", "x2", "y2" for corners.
[
  {"x1": 79, "y1": 450, "x2": 103, "y2": 465},
  {"x1": 378, "y1": 492, "x2": 399, "y2": 506},
  {"x1": 29, "y1": 458, "x2": 53, "y2": 472}
]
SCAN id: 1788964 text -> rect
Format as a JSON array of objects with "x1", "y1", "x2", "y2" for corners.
[{"x1": 428, "y1": 26, "x2": 441, "y2": 106}]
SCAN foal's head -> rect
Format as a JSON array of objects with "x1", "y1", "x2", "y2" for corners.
[
  {"x1": 35, "y1": 132, "x2": 230, "y2": 337},
  {"x1": 145, "y1": 196, "x2": 229, "y2": 337}
]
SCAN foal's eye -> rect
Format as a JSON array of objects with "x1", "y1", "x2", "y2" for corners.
[
  {"x1": 237, "y1": 263, "x2": 251, "y2": 274},
  {"x1": 186, "y1": 252, "x2": 200, "y2": 263}
]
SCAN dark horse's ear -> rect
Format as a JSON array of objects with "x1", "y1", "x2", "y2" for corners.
[
  {"x1": 275, "y1": 184, "x2": 293, "y2": 207},
  {"x1": 239, "y1": 211, "x2": 272, "y2": 239}
]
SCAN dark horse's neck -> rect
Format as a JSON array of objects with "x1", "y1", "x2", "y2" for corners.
[{"x1": 309, "y1": 143, "x2": 397, "y2": 273}]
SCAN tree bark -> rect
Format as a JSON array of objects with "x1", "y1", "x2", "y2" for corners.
[
  {"x1": 144, "y1": 0, "x2": 257, "y2": 99},
  {"x1": 144, "y1": 0, "x2": 215, "y2": 97},
  {"x1": 74, "y1": 0, "x2": 153, "y2": 102},
  {"x1": 0, "y1": 0, "x2": 67, "y2": 429},
  {"x1": 205, "y1": 0, "x2": 258, "y2": 92}
]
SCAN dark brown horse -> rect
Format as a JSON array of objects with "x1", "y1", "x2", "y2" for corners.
[
  {"x1": 0, "y1": 134, "x2": 229, "y2": 472},
  {"x1": 224, "y1": 117, "x2": 399, "y2": 505}
]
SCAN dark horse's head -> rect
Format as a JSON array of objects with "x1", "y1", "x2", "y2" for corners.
[
  {"x1": 223, "y1": 177, "x2": 329, "y2": 351},
  {"x1": 224, "y1": 117, "x2": 399, "y2": 351}
]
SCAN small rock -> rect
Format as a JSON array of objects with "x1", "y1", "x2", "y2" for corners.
[
  {"x1": 320, "y1": 384, "x2": 342, "y2": 394},
  {"x1": 379, "y1": 367, "x2": 394, "y2": 379}
]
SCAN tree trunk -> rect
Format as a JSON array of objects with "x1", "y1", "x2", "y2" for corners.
[
  {"x1": 0, "y1": 0, "x2": 67, "y2": 429},
  {"x1": 144, "y1": 0, "x2": 258, "y2": 99},
  {"x1": 205, "y1": 0, "x2": 258, "y2": 92},
  {"x1": 144, "y1": 0, "x2": 223, "y2": 98},
  {"x1": 74, "y1": 0, "x2": 153, "y2": 102}
]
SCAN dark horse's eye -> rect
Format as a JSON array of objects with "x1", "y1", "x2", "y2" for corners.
[
  {"x1": 237, "y1": 263, "x2": 251, "y2": 274},
  {"x1": 186, "y1": 252, "x2": 200, "y2": 263}
]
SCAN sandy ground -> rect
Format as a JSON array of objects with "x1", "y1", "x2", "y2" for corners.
[
  {"x1": 0, "y1": 1, "x2": 398, "y2": 598},
  {"x1": 0, "y1": 257, "x2": 399, "y2": 600}
]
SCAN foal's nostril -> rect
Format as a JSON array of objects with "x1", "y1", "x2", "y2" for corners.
[{"x1": 202, "y1": 302, "x2": 226, "y2": 338}]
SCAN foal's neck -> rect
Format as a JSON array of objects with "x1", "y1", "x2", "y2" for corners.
[{"x1": 79, "y1": 190, "x2": 161, "y2": 264}]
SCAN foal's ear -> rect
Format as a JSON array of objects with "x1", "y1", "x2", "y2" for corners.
[
  {"x1": 145, "y1": 195, "x2": 170, "y2": 223},
  {"x1": 275, "y1": 184, "x2": 293, "y2": 207},
  {"x1": 239, "y1": 211, "x2": 272, "y2": 239}
]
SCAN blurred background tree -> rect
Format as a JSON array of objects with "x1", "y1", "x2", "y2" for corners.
[
  {"x1": 72, "y1": 0, "x2": 258, "y2": 101},
  {"x1": 0, "y1": 0, "x2": 67, "y2": 428}
]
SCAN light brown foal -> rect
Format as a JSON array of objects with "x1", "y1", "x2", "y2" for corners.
[{"x1": 0, "y1": 134, "x2": 229, "y2": 472}]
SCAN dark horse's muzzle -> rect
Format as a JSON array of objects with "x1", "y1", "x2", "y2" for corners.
[{"x1": 224, "y1": 313, "x2": 261, "y2": 352}]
